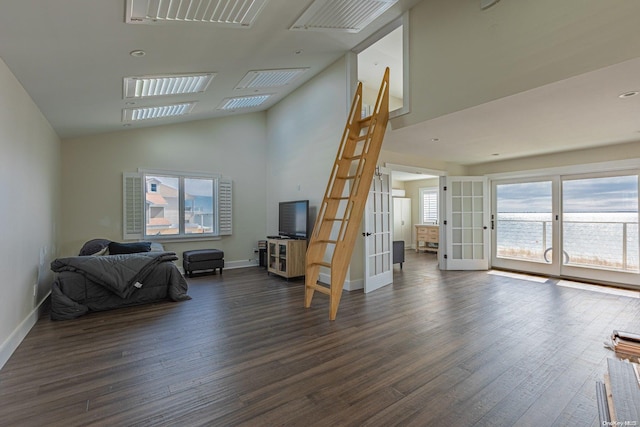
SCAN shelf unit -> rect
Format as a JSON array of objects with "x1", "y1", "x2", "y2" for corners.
[
  {"x1": 415, "y1": 225, "x2": 439, "y2": 253},
  {"x1": 267, "y1": 238, "x2": 307, "y2": 278}
]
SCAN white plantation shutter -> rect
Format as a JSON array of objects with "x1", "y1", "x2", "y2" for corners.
[
  {"x1": 124, "y1": 171, "x2": 232, "y2": 238},
  {"x1": 123, "y1": 172, "x2": 144, "y2": 239},
  {"x1": 421, "y1": 188, "x2": 438, "y2": 224},
  {"x1": 218, "y1": 178, "x2": 232, "y2": 235}
]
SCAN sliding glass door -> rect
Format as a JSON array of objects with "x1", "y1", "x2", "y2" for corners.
[
  {"x1": 492, "y1": 178, "x2": 559, "y2": 276},
  {"x1": 492, "y1": 171, "x2": 640, "y2": 286},
  {"x1": 561, "y1": 173, "x2": 638, "y2": 283}
]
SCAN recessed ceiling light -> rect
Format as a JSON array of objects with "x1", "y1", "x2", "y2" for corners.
[
  {"x1": 431, "y1": 138, "x2": 439, "y2": 142},
  {"x1": 618, "y1": 91, "x2": 639, "y2": 98},
  {"x1": 123, "y1": 102, "x2": 196, "y2": 121},
  {"x1": 123, "y1": 73, "x2": 215, "y2": 99},
  {"x1": 130, "y1": 50, "x2": 146, "y2": 57},
  {"x1": 218, "y1": 95, "x2": 271, "y2": 110},
  {"x1": 492, "y1": 153, "x2": 500, "y2": 156}
]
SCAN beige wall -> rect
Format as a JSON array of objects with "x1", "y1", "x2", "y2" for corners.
[
  {"x1": 60, "y1": 113, "x2": 268, "y2": 265},
  {"x1": 0, "y1": 58, "x2": 60, "y2": 368},
  {"x1": 403, "y1": 178, "x2": 440, "y2": 227},
  {"x1": 393, "y1": 0, "x2": 640, "y2": 130}
]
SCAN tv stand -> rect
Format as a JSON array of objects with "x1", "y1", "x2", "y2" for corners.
[{"x1": 267, "y1": 238, "x2": 306, "y2": 278}]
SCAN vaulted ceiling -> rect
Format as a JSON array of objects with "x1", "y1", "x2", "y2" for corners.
[{"x1": 1, "y1": 0, "x2": 639, "y2": 166}]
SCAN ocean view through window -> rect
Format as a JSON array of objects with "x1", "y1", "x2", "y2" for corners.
[{"x1": 495, "y1": 174, "x2": 639, "y2": 273}]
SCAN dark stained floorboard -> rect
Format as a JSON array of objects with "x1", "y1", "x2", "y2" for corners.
[{"x1": 1, "y1": 251, "x2": 639, "y2": 426}]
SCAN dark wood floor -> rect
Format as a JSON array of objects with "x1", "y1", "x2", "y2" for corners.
[{"x1": 1, "y1": 251, "x2": 639, "y2": 426}]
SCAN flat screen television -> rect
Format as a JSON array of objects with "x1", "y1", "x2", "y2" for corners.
[{"x1": 279, "y1": 200, "x2": 309, "y2": 239}]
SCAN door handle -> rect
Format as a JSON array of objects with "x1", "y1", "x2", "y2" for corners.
[{"x1": 362, "y1": 232, "x2": 372, "y2": 236}]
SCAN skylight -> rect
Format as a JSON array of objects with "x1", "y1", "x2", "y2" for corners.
[
  {"x1": 291, "y1": 0, "x2": 399, "y2": 33},
  {"x1": 123, "y1": 102, "x2": 196, "y2": 121},
  {"x1": 218, "y1": 95, "x2": 271, "y2": 110},
  {"x1": 124, "y1": 73, "x2": 214, "y2": 99},
  {"x1": 126, "y1": 0, "x2": 269, "y2": 27},
  {"x1": 235, "y1": 68, "x2": 309, "y2": 89}
]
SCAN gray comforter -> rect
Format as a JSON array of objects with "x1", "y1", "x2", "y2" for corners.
[{"x1": 50, "y1": 252, "x2": 191, "y2": 320}]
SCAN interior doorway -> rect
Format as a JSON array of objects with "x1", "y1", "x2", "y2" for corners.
[{"x1": 386, "y1": 163, "x2": 445, "y2": 257}]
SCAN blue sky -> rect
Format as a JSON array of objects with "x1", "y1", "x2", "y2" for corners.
[{"x1": 497, "y1": 176, "x2": 638, "y2": 213}]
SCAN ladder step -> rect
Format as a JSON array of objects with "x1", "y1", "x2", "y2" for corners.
[
  {"x1": 327, "y1": 196, "x2": 349, "y2": 200},
  {"x1": 359, "y1": 116, "x2": 372, "y2": 126},
  {"x1": 336, "y1": 174, "x2": 357, "y2": 180},
  {"x1": 306, "y1": 283, "x2": 331, "y2": 295},
  {"x1": 323, "y1": 217, "x2": 346, "y2": 222},
  {"x1": 312, "y1": 239, "x2": 337, "y2": 245},
  {"x1": 309, "y1": 261, "x2": 332, "y2": 269},
  {"x1": 342, "y1": 154, "x2": 362, "y2": 161}
]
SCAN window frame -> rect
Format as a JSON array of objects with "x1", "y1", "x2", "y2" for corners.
[
  {"x1": 123, "y1": 169, "x2": 232, "y2": 241},
  {"x1": 420, "y1": 186, "x2": 439, "y2": 225}
]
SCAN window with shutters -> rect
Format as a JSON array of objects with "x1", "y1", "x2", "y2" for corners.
[
  {"x1": 420, "y1": 187, "x2": 438, "y2": 224},
  {"x1": 123, "y1": 170, "x2": 232, "y2": 240}
]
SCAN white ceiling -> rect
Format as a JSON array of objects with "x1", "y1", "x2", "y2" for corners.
[
  {"x1": 385, "y1": 56, "x2": 640, "y2": 166},
  {"x1": 0, "y1": 0, "x2": 639, "y2": 167}
]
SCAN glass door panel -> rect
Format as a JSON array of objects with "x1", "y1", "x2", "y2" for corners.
[
  {"x1": 492, "y1": 178, "x2": 559, "y2": 275},
  {"x1": 562, "y1": 175, "x2": 639, "y2": 273}
]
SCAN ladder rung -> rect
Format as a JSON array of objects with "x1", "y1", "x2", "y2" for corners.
[
  {"x1": 342, "y1": 154, "x2": 362, "y2": 161},
  {"x1": 307, "y1": 283, "x2": 331, "y2": 295},
  {"x1": 327, "y1": 196, "x2": 349, "y2": 200},
  {"x1": 336, "y1": 174, "x2": 357, "y2": 180},
  {"x1": 313, "y1": 239, "x2": 337, "y2": 245},
  {"x1": 309, "y1": 261, "x2": 332, "y2": 269},
  {"x1": 359, "y1": 116, "x2": 372, "y2": 126},
  {"x1": 323, "y1": 217, "x2": 345, "y2": 222}
]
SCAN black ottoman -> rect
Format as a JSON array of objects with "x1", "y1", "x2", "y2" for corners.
[{"x1": 183, "y1": 249, "x2": 224, "y2": 277}]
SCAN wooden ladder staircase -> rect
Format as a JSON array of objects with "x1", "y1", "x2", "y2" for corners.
[{"x1": 304, "y1": 68, "x2": 390, "y2": 320}]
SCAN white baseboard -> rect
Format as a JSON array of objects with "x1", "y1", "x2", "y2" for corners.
[
  {"x1": 0, "y1": 292, "x2": 50, "y2": 371},
  {"x1": 178, "y1": 259, "x2": 259, "y2": 275},
  {"x1": 318, "y1": 272, "x2": 363, "y2": 291},
  {"x1": 225, "y1": 259, "x2": 259, "y2": 270}
]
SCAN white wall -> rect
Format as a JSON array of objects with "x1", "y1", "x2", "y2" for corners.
[
  {"x1": 467, "y1": 140, "x2": 640, "y2": 176},
  {"x1": 60, "y1": 113, "x2": 268, "y2": 266},
  {"x1": 266, "y1": 57, "x2": 367, "y2": 282},
  {"x1": 0, "y1": 58, "x2": 60, "y2": 369}
]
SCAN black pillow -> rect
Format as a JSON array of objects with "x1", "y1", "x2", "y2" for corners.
[
  {"x1": 79, "y1": 239, "x2": 112, "y2": 256},
  {"x1": 108, "y1": 241, "x2": 152, "y2": 255}
]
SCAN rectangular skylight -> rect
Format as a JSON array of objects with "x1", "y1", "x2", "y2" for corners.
[
  {"x1": 218, "y1": 95, "x2": 271, "y2": 110},
  {"x1": 123, "y1": 102, "x2": 196, "y2": 121},
  {"x1": 124, "y1": 73, "x2": 214, "y2": 99},
  {"x1": 291, "y1": 0, "x2": 398, "y2": 33},
  {"x1": 235, "y1": 68, "x2": 309, "y2": 89},
  {"x1": 126, "y1": 0, "x2": 269, "y2": 27}
]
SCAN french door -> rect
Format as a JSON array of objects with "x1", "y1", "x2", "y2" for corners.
[
  {"x1": 363, "y1": 167, "x2": 393, "y2": 293},
  {"x1": 443, "y1": 176, "x2": 490, "y2": 270},
  {"x1": 492, "y1": 171, "x2": 640, "y2": 286}
]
